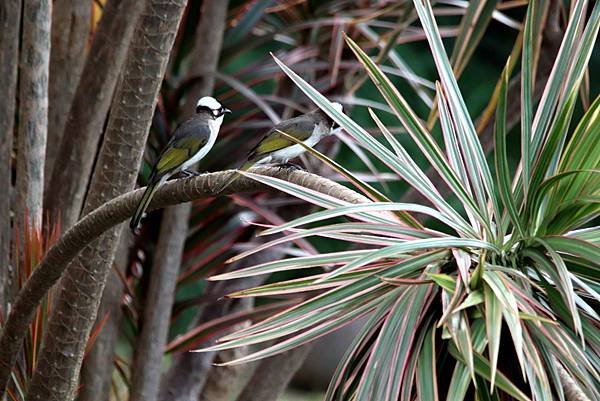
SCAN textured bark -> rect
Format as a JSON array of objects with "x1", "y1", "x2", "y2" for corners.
[
  {"x1": 197, "y1": 304, "x2": 252, "y2": 401},
  {"x1": 24, "y1": 1, "x2": 187, "y2": 400},
  {"x1": 235, "y1": 345, "x2": 313, "y2": 401},
  {"x1": 0, "y1": 167, "x2": 367, "y2": 397},
  {"x1": 16, "y1": 0, "x2": 51, "y2": 230},
  {"x1": 78, "y1": 231, "x2": 131, "y2": 401},
  {"x1": 0, "y1": 0, "x2": 22, "y2": 312},
  {"x1": 45, "y1": 0, "x2": 91, "y2": 184},
  {"x1": 130, "y1": 2, "x2": 229, "y2": 400},
  {"x1": 158, "y1": 244, "x2": 284, "y2": 401},
  {"x1": 557, "y1": 359, "x2": 592, "y2": 401},
  {"x1": 182, "y1": 0, "x2": 229, "y2": 117},
  {"x1": 44, "y1": 0, "x2": 146, "y2": 231},
  {"x1": 158, "y1": 282, "x2": 261, "y2": 401},
  {"x1": 129, "y1": 211, "x2": 189, "y2": 401},
  {"x1": 158, "y1": 282, "x2": 230, "y2": 401},
  {"x1": 197, "y1": 352, "x2": 250, "y2": 401}
]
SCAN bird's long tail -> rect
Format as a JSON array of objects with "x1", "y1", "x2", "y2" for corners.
[
  {"x1": 130, "y1": 177, "x2": 164, "y2": 233},
  {"x1": 217, "y1": 161, "x2": 255, "y2": 195}
]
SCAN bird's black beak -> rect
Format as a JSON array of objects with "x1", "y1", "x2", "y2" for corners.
[{"x1": 223, "y1": 107, "x2": 232, "y2": 114}]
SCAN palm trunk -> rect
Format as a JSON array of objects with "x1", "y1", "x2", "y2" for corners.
[
  {"x1": 129, "y1": 210, "x2": 190, "y2": 401},
  {"x1": 78, "y1": 231, "x2": 131, "y2": 401},
  {"x1": 234, "y1": 345, "x2": 313, "y2": 401},
  {"x1": 44, "y1": 0, "x2": 91, "y2": 185},
  {"x1": 197, "y1": 299, "x2": 253, "y2": 401},
  {"x1": 69, "y1": 4, "x2": 147, "y2": 398},
  {"x1": 0, "y1": 0, "x2": 22, "y2": 312},
  {"x1": 16, "y1": 0, "x2": 51, "y2": 230},
  {"x1": 157, "y1": 279, "x2": 263, "y2": 401}
]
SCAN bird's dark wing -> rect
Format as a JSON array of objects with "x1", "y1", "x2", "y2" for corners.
[
  {"x1": 248, "y1": 115, "x2": 316, "y2": 160},
  {"x1": 155, "y1": 117, "x2": 211, "y2": 174}
]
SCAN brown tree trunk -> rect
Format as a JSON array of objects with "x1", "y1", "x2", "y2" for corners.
[
  {"x1": 0, "y1": 0, "x2": 22, "y2": 312},
  {"x1": 158, "y1": 279, "x2": 263, "y2": 401},
  {"x1": 157, "y1": 237, "x2": 287, "y2": 401},
  {"x1": 78, "y1": 231, "x2": 131, "y2": 401},
  {"x1": 16, "y1": 0, "x2": 51, "y2": 230},
  {"x1": 158, "y1": 291, "x2": 235, "y2": 401},
  {"x1": 45, "y1": 1, "x2": 144, "y2": 399},
  {"x1": 129, "y1": 2, "x2": 229, "y2": 400},
  {"x1": 44, "y1": 0, "x2": 146, "y2": 231},
  {"x1": 129, "y1": 213, "x2": 190, "y2": 401},
  {"x1": 24, "y1": 1, "x2": 187, "y2": 400},
  {"x1": 44, "y1": 0, "x2": 91, "y2": 185},
  {"x1": 197, "y1": 300, "x2": 253, "y2": 401},
  {"x1": 182, "y1": 0, "x2": 229, "y2": 117},
  {"x1": 0, "y1": 167, "x2": 368, "y2": 398},
  {"x1": 235, "y1": 345, "x2": 313, "y2": 401}
]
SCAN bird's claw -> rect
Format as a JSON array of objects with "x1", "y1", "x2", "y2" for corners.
[
  {"x1": 180, "y1": 169, "x2": 200, "y2": 178},
  {"x1": 276, "y1": 162, "x2": 304, "y2": 171}
]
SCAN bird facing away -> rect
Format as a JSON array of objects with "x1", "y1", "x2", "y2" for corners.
[
  {"x1": 130, "y1": 96, "x2": 231, "y2": 232},
  {"x1": 218, "y1": 102, "x2": 343, "y2": 192}
]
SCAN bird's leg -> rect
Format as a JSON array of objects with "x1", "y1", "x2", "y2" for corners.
[
  {"x1": 180, "y1": 169, "x2": 200, "y2": 178},
  {"x1": 275, "y1": 161, "x2": 304, "y2": 171}
]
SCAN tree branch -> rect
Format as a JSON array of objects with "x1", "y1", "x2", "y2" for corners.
[
  {"x1": 0, "y1": 168, "x2": 366, "y2": 397},
  {"x1": 557, "y1": 360, "x2": 592, "y2": 401},
  {"x1": 234, "y1": 345, "x2": 313, "y2": 401}
]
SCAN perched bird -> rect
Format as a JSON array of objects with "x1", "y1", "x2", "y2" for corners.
[
  {"x1": 130, "y1": 96, "x2": 231, "y2": 232},
  {"x1": 219, "y1": 103, "x2": 343, "y2": 192}
]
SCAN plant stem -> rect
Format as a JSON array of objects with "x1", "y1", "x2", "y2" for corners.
[{"x1": 0, "y1": 168, "x2": 368, "y2": 398}]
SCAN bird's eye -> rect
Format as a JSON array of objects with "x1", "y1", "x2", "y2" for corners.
[{"x1": 196, "y1": 105, "x2": 211, "y2": 114}]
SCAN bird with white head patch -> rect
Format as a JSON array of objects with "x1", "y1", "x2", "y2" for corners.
[
  {"x1": 130, "y1": 96, "x2": 231, "y2": 232},
  {"x1": 218, "y1": 102, "x2": 344, "y2": 192}
]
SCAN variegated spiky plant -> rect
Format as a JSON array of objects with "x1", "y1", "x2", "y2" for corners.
[{"x1": 201, "y1": 1, "x2": 600, "y2": 400}]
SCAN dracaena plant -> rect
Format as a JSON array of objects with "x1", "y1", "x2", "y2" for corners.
[{"x1": 199, "y1": 1, "x2": 600, "y2": 400}]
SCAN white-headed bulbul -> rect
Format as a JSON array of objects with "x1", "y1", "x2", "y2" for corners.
[
  {"x1": 130, "y1": 96, "x2": 231, "y2": 232},
  {"x1": 219, "y1": 103, "x2": 343, "y2": 192}
]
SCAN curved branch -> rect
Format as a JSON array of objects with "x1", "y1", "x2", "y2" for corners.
[
  {"x1": 555, "y1": 356, "x2": 592, "y2": 401},
  {"x1": 0, "y1": 167, "x2": 367, "y2": 394}
]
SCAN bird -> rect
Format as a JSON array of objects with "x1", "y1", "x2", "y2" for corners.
[
  {"x1": 218, "y1": 103, "x2": 343, "y2": 192},
  {"x1": 130, "y1": 96, "x2": 231, "y2": 232}
]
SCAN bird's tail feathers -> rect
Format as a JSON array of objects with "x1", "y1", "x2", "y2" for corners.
[
  {"x1": 130, "y1": 177, "x2": 164, "y2": 233},
  {"x1": 217, "y1": 161, "x2": 255, "y2": 195}
]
